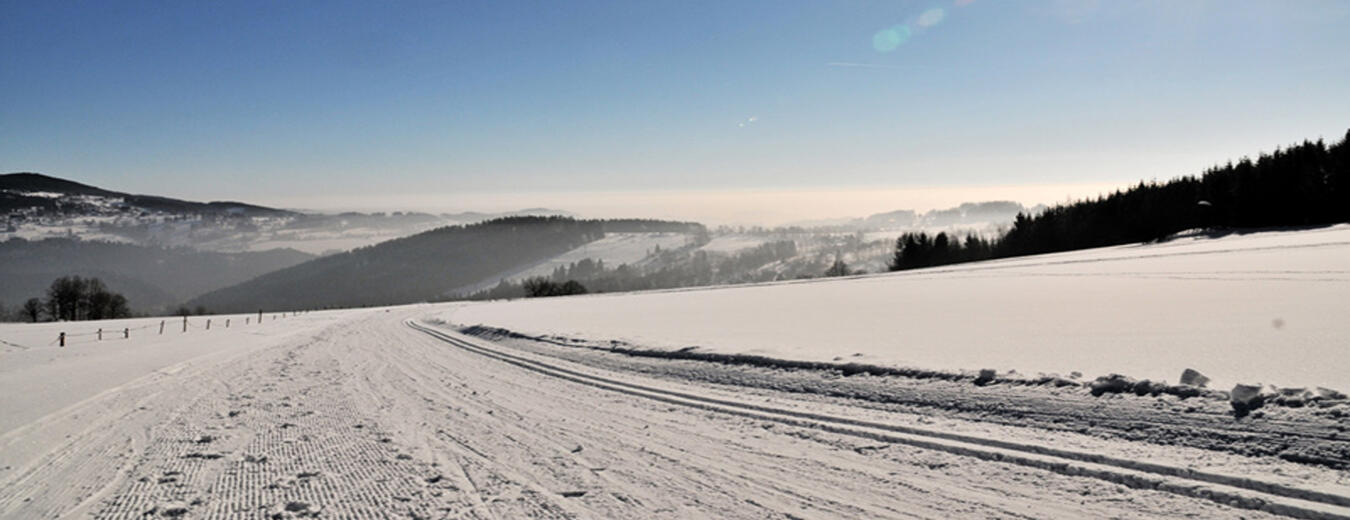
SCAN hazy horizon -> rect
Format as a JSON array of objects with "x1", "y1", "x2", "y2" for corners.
[{"x1": 261, "y1": 181, "x2": 1124, "y2": 227}]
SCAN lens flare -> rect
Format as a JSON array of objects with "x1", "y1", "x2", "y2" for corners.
[
  {"x1": 917, "y1": 8, "x2": 946, "y2": 27},
  {"x1": 872, "y1": 25, "x2": 912, "y2": 52}
]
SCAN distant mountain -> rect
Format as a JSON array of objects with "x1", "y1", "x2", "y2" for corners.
[
  {"x1": 439, "y1": 208, "x2": 578, "y2": 223},
  {"x1": 788, "y1": 201, "x2": 1035, "y2": 230},
  {"x1": 187, "y1": 216, "x2": 702, "y2": 312},
  {"x1": 916, "y1": 201, "x2": 1037, "y2": 228},
  {"x1": 1, "y1": 172, "x2": 295, "y2": 217},
  {"x1": 0, "y1": 238, "x2": 314, "y2": 313},
  {"x1": 861, "y1": 209, "x2": 918, "y2": 228},
  {"x1": 2, "y1": 173, "x2": 588, "y2": 256}
]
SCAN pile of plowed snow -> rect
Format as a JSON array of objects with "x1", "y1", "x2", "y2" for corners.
[{"x1": 439, "y1": 225, "x2": 1350, "y2": 392}]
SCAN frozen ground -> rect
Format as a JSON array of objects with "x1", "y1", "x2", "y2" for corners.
[
  {"x1": 2, "y1": 227, "x2": 1349, "y2": 518},
  {"x1": 0, "y1": 311, "x2": 350, "y2": 435},
  {"x1": 443, "y1": 225, "x2": 1350, "y2": 392},
  {"x1": 3, "y1": 307, "x2": 1346, "y2": 518}
]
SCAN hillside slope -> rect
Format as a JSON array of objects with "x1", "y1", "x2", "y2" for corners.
[
  {"x1": 1, "y1": 172, "x2": 293, "y2": 217},
  {"x1": 188, "y1": 217, "x2": 702, "y2": 312},
  {"x1": 0, "y1": 238, "x2": 314, "y2": 312},
  {"x1": 441, "y1": 225, "x2": 1350, "y2": 392}
]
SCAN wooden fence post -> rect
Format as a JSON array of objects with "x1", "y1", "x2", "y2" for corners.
[
  {"x1": 124, "y1": 328, "x2": 129, "y2": 339},
  {"x1": 98, "y1": 328, "x2": 102, "y2": 341},
  {"x1": 183, "y1": 316, "x2": 188, "y2": 333},
  {"x1": 159, "y1": 320, "x2": 165, "y2": 335},
  {"x1": 226, "y1": 319, "x2": 230, "y2": 328},
  {"x1": 59, "y1": 332, "x2": 65, "y2": 347},
  {"x1": 206, "y1": 319, "x2": 211, "y2": 330}
]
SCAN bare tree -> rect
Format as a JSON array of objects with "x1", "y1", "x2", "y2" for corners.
[{"x1": 22, "y1": 298, "x2": 43, "y2": 323}]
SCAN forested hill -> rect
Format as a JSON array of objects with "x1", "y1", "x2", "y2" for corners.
[
  {"x1": 1, "y1": 172, "x2": 294, "y2": 217},
  {"x1": 0, "y1": 239, "x2": 313, "y2": 313},
  {"x1": 187, "y1": 216, "x2": 703, "y2": 312},
  {"x1": 890, "y1": 129, "x2": 1350, "y2": 270}
]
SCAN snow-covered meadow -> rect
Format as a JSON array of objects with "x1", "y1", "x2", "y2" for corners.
[
  {"x1": 502, "y1": 232, "x2": 693, "y2": 281},
  {"x1": 441, "y1": 225, "x2": 1350, "y2": 392},
  {"x1": 0, "y1": 310, "x2": 363, "y2": 434}
]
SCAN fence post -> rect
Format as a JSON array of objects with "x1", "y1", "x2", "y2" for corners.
[
  {"x1": 226, "y1": 319, "x2": 230, "y2": 328},
  {"x1": 98, "y1": 328, "x2": 102, "y2": 341},
  {"x1": 258, "y1": 310, "x2": 263, "y2": 324},
  {"x1": 124, "y1": 328, "x2": 129, "y2": 339},
  {"x1": 183, "y1": 316, "x2": 188, "y2": 333},
  {"x1": 206, "y1": 319, "x2": 211, "y2": 330},
  {"x1": 159, "y1": 320, "x2": 165, "y2": 335},
  {"x1": 59, "y1": 332, "x2": 65, "y2": 347},
  {"x1": 246, "y1": 317, "x2": 250, "y2": 325}
]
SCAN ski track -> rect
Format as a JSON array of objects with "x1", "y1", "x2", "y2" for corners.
[{"x1": 0, "y1": 308, "x2": 1317, "y2": 519}]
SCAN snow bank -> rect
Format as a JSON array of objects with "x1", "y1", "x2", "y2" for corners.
[{"x1": 438, "y1": 225, "x2": 1350, "y2": 391}]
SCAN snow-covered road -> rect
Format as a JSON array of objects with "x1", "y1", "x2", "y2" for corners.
[{"x1": 2, "y1": 307, "x2": 1347, "y2": 518}]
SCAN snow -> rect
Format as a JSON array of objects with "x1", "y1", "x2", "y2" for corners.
[
  {"x1": 0, "y1": 310, "x2": 361, "y2": 434},
  {"x1": 441, "y1": 225, "x2": 1350, "y2": 391},
  {"x1": 502, "y1": 232, "x2": 692, "y2": 281},
  {"x1": 698, "y1": 234, "x2": 774, "y2": 254},
  {"x1": 2, "y1": 306, "x2": 1319, "y2": 518}
]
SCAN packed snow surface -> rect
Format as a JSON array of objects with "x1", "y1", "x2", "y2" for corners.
[
  {"x1": 5, "y1": 307, "x2": 1330, "y2": 518},
  {"x1": 0, "y1": 311, "x2": 358, "y2": 434},
  {"x1": 445, "y1": 225, "x2": 1350, "y2": 391}
]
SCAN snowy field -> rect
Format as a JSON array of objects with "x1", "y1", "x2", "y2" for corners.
[
  {"x1": 443, "y1": 225, "x2": 1350, "y2": 392},
  {"x1": 2, "y1": 241, "x2": 1347, "y2": 517},
  {"x1": 0, "y1": 311, "x2": 361, "y2": 435},
  {"x1": 697, "y1": 234, "x2": 774, "y2": 254},
  {"x1": 8, "y1": 306, "x2": 1337, "y2": 518},
  {"x1": 502, "y1": 232, "x2": 692, "y2": 281}
]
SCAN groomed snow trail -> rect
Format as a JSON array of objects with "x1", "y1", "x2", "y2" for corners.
[
  {"x1": 0, "y1": 308, "x2": 1336, "y2": 519},
  {"x1": 407, "y1": 321, "x2": 1350, "y2": 519}
]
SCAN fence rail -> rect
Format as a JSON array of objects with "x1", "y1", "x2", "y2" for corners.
[{"x1": 0, "y1": 310, "x2": 311, "y2": 349}]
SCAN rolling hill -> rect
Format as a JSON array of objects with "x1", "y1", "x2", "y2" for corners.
[
  {"x1": 187, "y1": 217, "x2": 703, "y2": 312},
  {"x1": 0, "y1": 238, "x2": 313, "y2": 313},
  {"x1": 1, "y1": 172, "x2": 294, "y2": 217}
]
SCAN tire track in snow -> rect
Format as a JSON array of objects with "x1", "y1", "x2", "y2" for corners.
[
  {"x1": 408, "y1": 320, "x2": 1350, "y2": 520},
  {"x1": 0, "y1": 309, "x2": 1314, "y2": 518},
  {"x1": 375, "y1": 316, "x2": 1073, "y2": 518}
]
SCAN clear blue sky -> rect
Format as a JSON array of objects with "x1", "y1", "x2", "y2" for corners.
[{"x1": 2, "y1": 1, "x2": 1348, "y2": 221}]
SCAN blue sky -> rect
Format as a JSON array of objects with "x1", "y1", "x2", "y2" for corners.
[{"x1": 2, "y1": 1, "x2": 1348, "y2": 222}]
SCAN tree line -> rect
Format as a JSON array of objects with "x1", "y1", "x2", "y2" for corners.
[
  {"x1": 467, "y1": 239, "x2": 803, "y2": 300},
  {"x1": 521, "y1": 278, "x2": 589, "y2": 298},
  {"x1": 890, "y1": 130, "x2": 1350, "y2": 271},
  {"x1": 4, "y1": 275, "x2": 132, "y2": 322}
]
